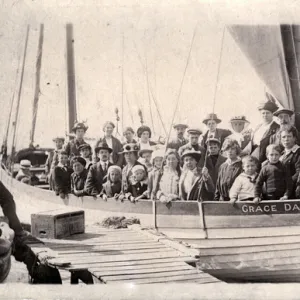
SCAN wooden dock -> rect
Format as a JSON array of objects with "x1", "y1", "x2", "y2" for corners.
[{"x1": 28, "y1": 225, "x2": 221, "y2": 285}]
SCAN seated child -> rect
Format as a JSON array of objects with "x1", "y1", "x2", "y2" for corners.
[
  {"x1": 53, "y1": 151, "x2": 73, "y2": 199},
  {"x1": 214, "y1": 139, "x2": 243, "y2": 201},
  {"x1": 71, "y1": 156, "x2": 88, "y2": 197},
  {"x1": 147, "y1": 149, "x2": 165, "y2": 199},
  {"x1": 79, "y1": 144, "x2": 93, "y2": 170},
  {"x1": 100, "y1": 165, "x2": 122, "y2": 201},
  {"x1": 254, "y1": 144, "x2": 293, "y2": 202},
  {"x1": 138, "y1": 149, "x2": 153, "y2": 172},
  {"x1": 124, "y1": 165, "x2": 148, "y2": 202},
  {"x1": 229, "y1": 155, "x2": 259, "y2": 204}
]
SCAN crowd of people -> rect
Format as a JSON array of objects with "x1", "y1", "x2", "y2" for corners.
[{"x1": 17, "y1": 92, "x2": 300, "y2": 203}]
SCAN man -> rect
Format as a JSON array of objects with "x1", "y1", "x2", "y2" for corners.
[
  {"x1": 84, "y1": 142, "x2": 113, "y2": 196},
  {"x1": 271, "y1": 108, "x2": 300, "y2": 146},
  {"x1": 167, "y1": 123, "x2": 189, "y2": 151},
  {"x1": 64, "y1": 122, "x2": 89, "y2": 158},
  {"x1": 178, "y1": 128, "x2": 206, "y2": 167},
  {"x1": 45, "y1": 136, "x2": 65, "y2": 189},
  {"x1": 243, "y1": 93, "x2": 280, "y2": 163},
  {"x1": 16, "y1": 160, "x2": 32, "y2": 183}
]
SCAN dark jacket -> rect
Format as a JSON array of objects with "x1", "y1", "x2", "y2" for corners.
[
  {"x1": 95, "y1": 136, "x2": 123, "y2": 167},
  {"x1": 200, "y1": 128, "x2": 232, "y2": 149},
  {"x1": 127, "y1": 181, "x2": 148, "y2": 198},
  {"x1": 167, "y1": 137, "x2": 188, "y2": 151},
  {"x1": 246, "y1": 121, "x2": 280, "y2": 163},
  {"x1": 53, "y1": 165, "x2": 73, "y2": 195},
  {"x1": 71, "y1": 169, "x2": 88, "y2": 197},
  {"x1": 205, "y1": 154, "x2": 227, "y2": 185},
  {"x1": 65, "y1": 139, "x2": 88, "y2": 158},
  {"x1": 101, "y1": 181, "x2": 122, "y2": 197},
  {"x1": 84, "y1": 161, "x2": 113, "y2": 196},
  {"x1": 122, "y1": 161, "x2": 146, "y2": 193}
]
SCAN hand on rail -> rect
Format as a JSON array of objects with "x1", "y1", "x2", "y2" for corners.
[
  {"x1": 253, "y1": 197, "x2": 261, "y2": 204},
  {"x1": 280, "y1": 195, "x2": 288, "y2": 201},
  {"x1": 230, "y1": 198, "x2": 237, "y2": 206},
  {"x1": 118, "y1": 194, "x2": 125, "y2": 202},
  {"x1": 102, "y1": 194, "x2": 108, "y2": 201}
]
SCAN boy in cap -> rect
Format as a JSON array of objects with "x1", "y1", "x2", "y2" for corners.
[
  {"x1": 178, "y1": 128, "x2": 206, "y2": 167},
  {"x1": 53, "y1": 151, "x2": 73, "y2": 199},
  {"x1": 79, "y1": 144, "x2": 93, "y2": 170},
  {"x1": 71, "y1": 156, "x2": 88, "y2": 197},
  {"x1": 84, "y1": 142, "x2": 113, "y2": 196},
  {"x1": 179, "y1": 150, "x2": 214, "y2": 200},
  {"x1": 167, "y1": 123, "x2": 189, "y2": 151},
  {"x1": 65, "y1": 122, "x2": 89, "y2": 158}
]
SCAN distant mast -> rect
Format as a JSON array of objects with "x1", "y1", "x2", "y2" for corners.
[{"x1": 66, "y1": 23, "x2": 77, "y2": 135}]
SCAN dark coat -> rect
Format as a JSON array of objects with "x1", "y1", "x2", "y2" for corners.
[
  {"x1": 71, "y1": 169, "x2": 88, "y2": 197},
  {"x1": 167, "y1": 137, "x2": 189, "y2": 151},
  {"x1": 0, "y1": 180, "x2": 23, "y2": 233},
  {"x1": 53, "y1": 165, "x2": 73, "y2": 195},
  {"x1": 205, "y1": 154, "x2": 227, "y2": 186},
  {"x1": 64, "y1": 139, "x2": 88, "y2": 158},
  {"x1": 127, "y1": 181, "x2": 148, "y2": 198},
  {"x1": 245, "y1": 121, "x2": 280, "y2": 163},
  {"x1": 101, "y1": 181, "x2": 122, "y2": 197},
  {"x1": 95, "y1": 136, "x2": 123, "y2": 167},
  {"x1": 200, "y1": 128, "x2": 232, "y2": 149},
  {"x1": 84, "y1": 161, "x2": 113, "y2": 196},
  {"x1": 122, "y1": 161, "x2": 146, "y2": 193}
]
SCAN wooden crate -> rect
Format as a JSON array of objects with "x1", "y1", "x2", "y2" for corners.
[{"x1": 31, "y1": 209, "x2": 85, "y2": 239}]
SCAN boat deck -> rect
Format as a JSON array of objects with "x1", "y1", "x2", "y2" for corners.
[{"x1": 28, "y1": 225, "x2": 221, "y2": 285}]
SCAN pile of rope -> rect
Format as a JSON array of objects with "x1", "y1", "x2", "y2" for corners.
[{"x1": 99, "y1": 216, "x2": 140, "y2": 229}]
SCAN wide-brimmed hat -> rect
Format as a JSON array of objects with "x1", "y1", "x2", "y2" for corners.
[
  {"x1": 257, "y1": 92, "x2": 279, "y2": 113},
  {"x1": 187, "y1": 128, "x2": 202, "y2": 136},
  {"x1": 119, "y1": 143, "x2": 140, "y2": 154},
  {"x1": 72, "y1": 122, "x2": 88, "y2": 133},
  {"x1": 273, "y1": 108, "x2": 294, "y2": 117},
  {"x1": 173, "y1": 123, "x2": 188, "y2": 129},
  {"x1": 202, "y1": 113, "x2": 222, "y2": 125},
  {"x1": 52, "y1": 136, "x2": 65, "y2": 143},
  {"x1": 95, "y1": 142, "x2": 113, "y2": 153},
  {"x1": 71, "y1": 156, "x2": 87, "y2": 167},
  {"x1": 20, "y1": 160, "x2": 31, "y2": 169},
  {"x1": 138, "y1": 148, "x2": 153, "y2": 157},
  {"x1": 229, "y1": 115, "x2": 250, "y2": 123},
  {"x1": 181, "y1": 149, "x2": 202, "y2": 162},
  {"x1": 78, "y1": 144, "x2": 92, "y2": 152},
  {"x1": 206, "y1": 137, "x2": 221, "y2": 145},
  {"x1": 137, "y1": 125, "x2": 152, "y2": 138}
]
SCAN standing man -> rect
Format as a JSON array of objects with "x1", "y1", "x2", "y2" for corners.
[
  {"x1": 64, "y1": 122, "x2": 89, "y2": 158},
  {"x1": 167, "y1": 123, "x2": 189, "y2": 151}
]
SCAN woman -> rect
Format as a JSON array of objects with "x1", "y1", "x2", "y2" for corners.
[
  {"x1": 279, "y1": 126, "x2": 300, "y2": 198},
  {"x1": 243, "y1": 93, "x2": 280, "y2": 163},
  {"x1": 95, "y1": 121, "x2": 123, "y2": 167},
  {"x1": 137, "y1": 125, "x2": 157, "y2": 150},
  {"x1": 122, "y1": 127, "x2": 137, "y2": 145},
  {"x1": 200, "y1": 113, "x2": 231, "y2": 149},
  {"x1": 153, "y1": 149, "x2": 181, "y2": 203}
]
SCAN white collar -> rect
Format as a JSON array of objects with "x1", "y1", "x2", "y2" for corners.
[
  {"x1": 284, "y1": 144, "x2": 300, "y2": 155},
  {"x1": 225, "y1": 157, "x2": 241, "y2": 165}
]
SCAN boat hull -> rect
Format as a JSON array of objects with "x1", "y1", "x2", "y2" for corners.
[{"x1": 2, "y1": 167, "x2": 300, "y2": 282}]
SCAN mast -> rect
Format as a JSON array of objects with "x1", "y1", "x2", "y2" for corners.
[
  {"x1": 30, "y1": 24, "x2": 44, "y2": 147},
  {"x1": 66, "y1": 23, "x2": 77, "y2": 134},
  {"x1": 11, "y1": 25, "x2": 30, "y2": 158}
]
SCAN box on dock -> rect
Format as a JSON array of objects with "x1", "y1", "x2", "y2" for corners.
[{"x1": 31, "y1": 208, "x2": 85, "y2": 239}]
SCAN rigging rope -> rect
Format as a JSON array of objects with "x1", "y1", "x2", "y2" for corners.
[
  {"x1": 121, "y1": 33, "x2": 125, "y2": 132},
  {"x1": 145, "y1": 55, "x2": 155, "y2": 134}
]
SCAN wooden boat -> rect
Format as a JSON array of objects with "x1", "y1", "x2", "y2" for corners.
[{"x1": 3, "y1": 23, "x2": 300, "y2": 283}]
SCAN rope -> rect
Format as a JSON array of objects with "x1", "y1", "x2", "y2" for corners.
[
  {"x1": 145, "y1": 55, "x2": 155, "y2": 134},
  {"x1": 121, "y1": 33, "x2": 125, "y2": 132}
]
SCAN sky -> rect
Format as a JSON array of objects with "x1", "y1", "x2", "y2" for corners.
[{"x1": 0, "y1": 0, "x2": 298, "y2": 150}]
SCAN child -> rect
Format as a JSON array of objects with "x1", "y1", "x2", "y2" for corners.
[
  {"x1": 125, "y1": 165, "x2": 148, "y2": 202},
  {"x1": 229, "y1": 155, "x2": 259, "y2": 204},
  {"x1": 179, "y1": 150, "x2": 214, "y2": 200},
  {"x1": 147, "y1": 149, "x2": 164, "y2": 199},
  {"x1": 71, "y1": 156, "x2": 88, "y2": 197},
  {"x1": 138, "y1": 149, "x2": 153, "y2": 172},
  {"x1": 214, "y1": 139, "x2": 243, "y2": 201},
  {"x1": 254, "y1": 144, "x2": 293, "y2": 202},
  {"x1": 155, "y1": 149, "x2": 181, "y2": 203},
  {"x1": 79, "y1": 144, "x2": 93, "y2": 170},
  {"x1": 53, "y1": 151, "x2": 73, "y2": 199},
  {"x1": 100, "y1": 166, "x2": 122, "y2": 201}
]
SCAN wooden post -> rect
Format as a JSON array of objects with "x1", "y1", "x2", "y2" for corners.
[
  {"x1": 66, "y1": 23, "x2": 77, "y2": 133},
  {"x1": 152, "y1": 199, "x2": 157, "y2": 229},
  {"x1": 30, "y1": 24, "x2": 44, "y2": 147}
]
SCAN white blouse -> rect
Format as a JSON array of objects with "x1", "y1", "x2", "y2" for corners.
[{"x1": 159, "y1": 166, "x2": 179, "y2": 196}]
